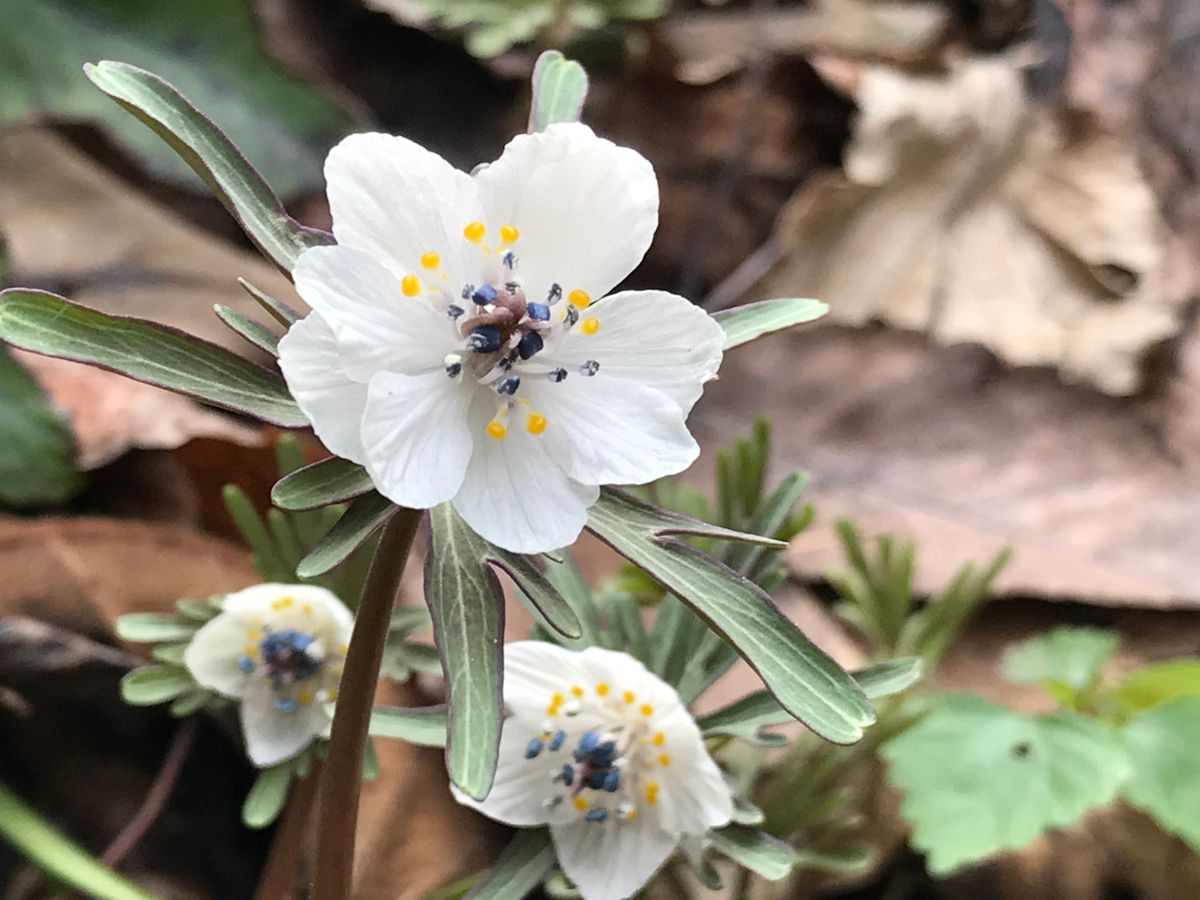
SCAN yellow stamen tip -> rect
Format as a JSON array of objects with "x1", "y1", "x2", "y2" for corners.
[
  {"x1": 526, "y1": 412, "x2": 547, "y2": 435},
  {"x1": 645, "y1": 782, "x2": 659, "y2": 805},
  {"x1": 302, "y1": 604, "x2": 313, "y2": 615},
  {"x1": 640, "y1": 704, "x2": 654, "y2": 716},
  {"x1": 420, "y1": 251, "x2": 440, "y2": 269},
  {"x1": 551, "y1": 693, "x2": 565, "y2": 706},
  {"x1": 242, "y1": 645, "x2": 256, "y2": 657},
  {"x1": 570, "y1": 685, "x2": 584, "y2": 698},
  {"x1": 568, "y1": 289, "x2": 591, "y2": 308},
  {"x1": 574, "y1": 797, "x2": 589, "y2": 811},
  {"x1": 327, "y1": 689, "x2": 338, "y2": 702},
  {"x1": 580, "y1": 316, "x2": 600, "y2": 335},
  {"x1": 463, "y1": 221, "x2": 486, "y2": 242},
  {"x1": 401, "y1": 274, "x2": 421, "y2": 296},
  {"x1": 499, "y1": 224, "x2": 520, "y2": 244},
  {"x1": 486, "y1": 420, "x2": 507, "y2": 440},
  {"x1": 298, "y1": 690, "x2": 314, "y2": 706},
  {"x1": 652, "y1": 732, "x2": 665, "y2": 746},
  {"x1": 622, "y1": 691, "x2": 635, "y2": 704},
  {"x1": 595, "y1": 683, "x2": 610, "y2": 697},
  {"x1": 658, "y1": 753, "x2": 671, "y2": 767}
]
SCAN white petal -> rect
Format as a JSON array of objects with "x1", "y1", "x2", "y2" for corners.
[
  {"x1": 476, "y1": 123, "x2": 658, "y2": 303},
  {"x1": 549, "y1": 290, "x2": 725, "y2": 412},
  {"x1": 503, "y1": 641, "x2": 604, "y2": 721},
  {"x1": 277, "y1": 312, "x2": 369, "y2": 464},
  {"x1": 293, "y1": 245, "x2": 459, "y2": 379},
  {"x1": 653, "y1": 705, "x2": 735, "y2": 835},
  {"x1": 451, "y1": 394, "x2": 598, "y2": 553},
  {"x1": 222, "y1": 583, "x2": 354, "y2": 642},
  {"x1": 551, "y1": 819, "x2": 679, "y2": 900},
  {"x1": 530, "y1": 376, "x2": 698, "y2": 488},
  {"x1": 325, "y1": 133, "x2": 482, "y2": 286},
  {"x1": 240, "y1": 677, "x2": 330, "y2": 767},
  {"x1": 361, "y1": 371, "x2": 475, "y2": 509},
  {"x1": 183, "y1": 611, "x2": 250, "y2": 698}
]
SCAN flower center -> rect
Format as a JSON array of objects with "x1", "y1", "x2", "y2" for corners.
[
  {"x1": 238, "y1": 626, "x2": 341, "y2": 713},
  {"x1": 401, "y1": 221, "x2": 604, "y2": 442},
  {"x1": 524, "y1": 683, "x2": 670, "y2": 825}
]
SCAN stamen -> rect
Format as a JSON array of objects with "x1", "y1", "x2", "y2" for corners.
[
  {"x1": 517, "y1": 331, "x2": 544, "y2": 360},
  {"x1": 527, "y1": 302, "x2": 550, "y2": 322},
  {"x1": 468, "y1": 326, "x2": 502, "y2": 353},
  {"x1": 596, "y1": 683, "x2": 610, "y2": 697},
  {"x1": 568, "y1": 289, "x2": 591, "y2": 308},
  {"x1": 497, "y1": 375, "x2": 521, "y2": 396},
  {"x1": 420, "y1": 251, "x2": 440, "y2": 269},
  {"x1": 640, "y1": 704, "x2": 654, "y2": 716},
  {"x1": 560, "y1": 763, "x2": 575, "y2": 785},
  {"x1": 471, "y1": 284, "x2": 499, "y2": 306},
  {"x1": 658, "y1": 754, "x2": 671, "y2": 767},
  {"x1": 237, "y1": 655, "x2": 255, "y2": 674},
  {"x1": 499, "y1": 224, "x2": 520, "y2": 244},
  {"x1": 461, "y1": 284, "x2": 475, "y2": 300},
  {"x1": 617, "y1": 800, "x2": 637, "y2": 820},
  {"x1": 526, "y1": 412, "x2": 547, "y2": 435},
  {"x1": 564, "y1": 306, "x2": 580, "y2": 327},
  {"x1": 580, "y1": 317, "x2": 600, "y2": 335},
  {"x1": 447, "y1": 304, "x2": 464, "y2": 319},
  {"x1": 525, "y1": 738, "x2": 545, "y2": 759},
  {"x1": 645, "y1": 782, "x2": 659, "y2": 805},
  {"x1": 623, "y1": 691, "x2": 635, "y2": 704},
  {"x1": 652, "y1": 732, "x2": 665, "y2": 746},
  {"x1": 573, "y1": 797, "x2": 589, "y2": 811},
  {"x1": 401, "y1": 275, "x2": 420, "y2": 297},
  {"x1": 585, "y1": 808, "x2": 608, "y2": 822},
  {"x1": 275, "y1": 698, "x2": 297, "y2": 712},
  {"x1": 502, "y1": 252, "x2": 517, "y2": 270},
  {"x1": 444, "y1": 353, "x2": 463, "y2": 379},
  {"x1": 579, "y1": 360, "x2": 600, "y2": 377},
  {"x1": 548, "y1": 368, "x2": 568, "y2": 383},
  {"x1": 463, "y1": 221, "x2": 486, "y2": 242},
  {"x1": 547, "y1": 729, "x2": 566, "y2": 751},
  {"x1": 547, "y1": 283, "x2": 563, "y2": 304},
  {"x1": 486, "y1": 419, "x2": 507, "y2": 440}
]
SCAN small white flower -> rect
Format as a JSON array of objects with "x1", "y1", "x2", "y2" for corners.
[
  {"x1": 455, "y1": 642, "x2": 734, "y2": 900},
  {"x1": 184, "y1": 584, "x2": 353, "y2": 767},
  {"x1": 278, "y1": 123, "x2": 725, "y2": 554}
]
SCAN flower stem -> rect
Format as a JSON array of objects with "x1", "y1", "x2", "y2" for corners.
[{"x1": 312, "y1": 507, "x2": 423, "y2": 899}]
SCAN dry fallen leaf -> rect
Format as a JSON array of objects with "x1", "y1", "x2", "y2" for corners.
[{"x1": 762, "y1": 55, "x2": 1185, "y2": 395}]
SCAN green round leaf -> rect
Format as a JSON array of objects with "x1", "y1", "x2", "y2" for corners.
[
  {"x1": 242, "y1": 764, "x2": 293, "y2": 829},
  {"x1": 1000, "y1": 626, "x2": 1119, "y2": 691},
  {"x1": 120, "y1": 664, "x2": 196, "y2": 705},
  {"x1": 1111, "y1": 659, "x2": 1200, "y2": 714},
  {"x1": 1121, "y1": 696, "x2": 1200, "y2": 851}
]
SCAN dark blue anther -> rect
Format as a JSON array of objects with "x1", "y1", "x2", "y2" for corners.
[
  {"x1": 585, "y1": 808, "x2": 608, "y2": 822},
  {"x1": 591, "y1": 741, "x2": 617, "y2": 769},
  {"x1": 274, "y1": 698, "x2": 297, "y2": 713},
  {"x1": 445, "y1": 362, "x2": 462, "y2": 378},
  {"x1": 579, "y1": 360, "x2": 600, "y2": 377},
  {"x1": 517, "y1": 331, "x2": 544, "y2": 360},
  {"x1": 461, "y1": 284, "x2": 475, "y2": 300},
  {"x1": 525, "y1": 738, "x2": 544, "y2": 760},
  {"x1": 565, "y1": 306, "x2": 580, "y2": 327},
  {"x1": 578, "y1": 731, "x2": 601, "y2": 753},
  {"x1": 447, "y1": 304, "x2": 464, "y2": 319},
  {"x1": 561, "y1": 763, "x2": 574, "y2": 786},
  {"x1": 237, "y1": 655, "x2": 255, "y2": 674},
  {"x1": 505, "y1": 281, "x2": 521, "y2": 293},
  {"x1": 585, "y1": 771, "x2": 607, "y2": 790},
  {"x1": 547, "y1": 283, "x2": 563, "y2": 304},
  {"x1": 527, "y1": 302, "x2": 550, "y2": 322},
  {"x1": 468, "y1": 326, "x2": 502, "y2": 353},
  {"x1": 497, "y1": 375, "x2": 521, "y2": 396},
  {"x1": 549, "y1": 368, "x2": 568, "y2": 383},
  {"x1": 502, "y1": 251, "x2": 517, "y2": 269},
  {"x1": 548, "y1": 729, "x2": 566, "y2": 752},
  {"x1": 602, "y1": 769, "x2": 621, "y2": 793},
  {"x1": 471, "y1": 283, "x2": 499, "y2": 306}
]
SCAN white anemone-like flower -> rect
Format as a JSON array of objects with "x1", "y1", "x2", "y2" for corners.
[
  {"x1": 184, "y1": 584, "x2": 353, "y2": 767},
  {"x1": 277, "y1": 123, "x2": 725, "y2": 554},
  {"x1": 455, "y1": 641, "x2": 734, "y2": 900}
]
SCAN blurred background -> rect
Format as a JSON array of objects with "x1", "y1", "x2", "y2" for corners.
[{"x1": 2, "y1": 0, "x2": 1200, "y2": 898}]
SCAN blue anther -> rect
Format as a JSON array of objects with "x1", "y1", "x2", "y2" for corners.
[
  {"x1": 274, "y1": 698, "x2": 297, "y2": 713},
  {"x1": 525, "y1": 738, "x2": 544, "y2": 760},
  {"x1": 502, "y1": 252, "x2": 517, "y2": 269},
  {"x1": 497, "y1": 375, "x2": 521, "y2": 396},
  {"x1": 585, "y1": 808, "x2": 608, "y2": 823},
  {"x1": 565, "y1": 306, "x2": 580, "y2": 327},
  {"x1": 527, "y1": 302, "x2": 550, "y2": 322},
  {"x1": 585, "y1": 771, "x2": 607, "y2": 790},
  {"x1": 603, "y1": 769, "x2": 621, "y2": 793},
  {"x1": 590, "y1": 741, "x2": 617, "y2": 768},
  {"x1": 548, "y1": 368, "x2": 568, "y2": 383},
  {"x1": 471, "y1": 284, "x2": 499, "y2": 306},
  {"x1": 445, "y1": 362, "x2": 462, "y2": 378},
  {"x1": 447, "y1": 304, "x2": 464, "y2": 319},
  {"x1": 547, "y1": 283, "x2": 563, "y2": 304},
  {"x1": 237, "y1": 655, "x2": 255, "y2": 674},
  {"x1": 579, "y1": 360, "x2": 600, "y2": 377},
  {"x1": 517, "y1": 331, "x2": 544, "y2": 360},
  {"x1": 468, "y1": 326, "x2": 502, "y2": 353},
  {"x1": 578, "y1": 731, "x2": 600, "y2": 753},
  {"x1": 548, "y1": 729, "x2": 566, "y2": 752},
  {"x1": 561, "y1": 763, "x2": 574, "y2": 786}
]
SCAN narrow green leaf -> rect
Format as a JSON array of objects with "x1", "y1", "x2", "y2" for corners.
[
  {"x1": 426, "y1": 503, "x2": 505, "y2": 799},
  {"x1": 239, "y1": 277, "x2": 300, "y2": 325},
  {"x1": 466, "y1": 828, "x2": 557, "y2": 900},
  {"x1": 1000, "y1": 627, "x2": 1120, "y2": 691},
  {"x1": 391, "y1": 605, "x2": 434, "y2": 635},
  {"x1": 214, "y1": 304, "x2": 279, "y2": 356},
  {"x1": 528, "y1": 51, "x2": 589, "y2": 132},
  {"x1": 794, "y1": 847, "x2": 872, "y2": 874},
  {"x1": 1111, "y1": 659, "x2": 1200, "y2": 714},
  {"x1": 714, "y1": 299, "x2": 828, "y2": 351},
  {"x1": 272, "y1": 456, "x2": 375, "y2": 511},
  {"x1": 242, "y1": 764, "x2": 293, "y2": 829},
  {"x1": 115, "y1": 613, "x2": 197, "y2": 643},
  {"x1": 852, "y1": 658, "x2": 923, "y2": 699},
  {"x1": 0, "y1": 781, "x2": 158, "y2": 900},
  {"x1": 150, "y1": 643, "x2": 189, "y2": 665},
  {"x1": 84, "y1": 60, "x2": 335, "y2": 274},
  {"x1": 724, "y1": 472, "x2": 809, "y2": 575},
  {"x1": 541, "y1": 552, "x2": 601, "y2": 646},
  {"x1": 223, "y1": 484, "x2": 293, "y2": 582},
  {"x1": 0, "y1": 289, "x2": 307, "y2": 427},
  {"x1": 586, "y1": 489, "x2": 874, "y2": 744},
  {"x1": 708, "y1": 824, "x2": 797, "y2": 881},
  {"x1": 120, "y1": 665, "x2": 195, "y2": 705},
  {"x1": 295, "y1": 491, "x2": 397, "y2": 578},
  {"x1": 1120, "y1": 696, "x2": 1200, "y2": 851},
  {"x1": 169, "y1": 689, "x2": 209, "y2": 717},
  {"x1": 881, "y1": 695, "x2": 1129, "y2": 875},
  {"x1": 368, "y1": 705, "x2": 448, "y2": 748},
  {"x1": 175, "y1": 599, "x2": 219, "y2": 622}
]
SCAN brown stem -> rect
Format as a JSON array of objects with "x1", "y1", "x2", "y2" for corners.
[
  {"x1": 101, "y1": 717, "x2": 198, "y2": 868},
  {"x1": 254, "y1": 761, "x2": 323, "y2": 900},
  {"x1": 312, "y1": 507, "x2": 423, "y2": 900}
]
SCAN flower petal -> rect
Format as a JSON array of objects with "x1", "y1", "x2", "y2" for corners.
[
  {"x1": 223, "y1": 583, "x2": 355, "y2": 641},
  {"x1": 451, "y1": 394, "x2": 598, "y2": 553},
  {"x1": 476, "y1": 123, "x2": 658, "y2": 303},
  {"x1": 240, "y1": 676, "x2": 330, "y2": 767},
  {"x1": 551, "y1": 818, "x2": 679, "y2": 900},
  {"x1": 361, "y1": 371, "x2": 475, "y2": 509},
  {"x1": 325, "y1": 133, "x2": 481, "y2": 286},
  {"x1": 277, "y1": 312, "x2": 369, "y2": 464},
  {"x1": 529, "y1": 376, "x2": 699, "y2": 487},
  {"x1": 653, "y1": 705, "x2": 735, "y2": 835},
  {"x1": 293, "y1": 245, "x2": 459, "y2": 380},
  {"x1": 184, "y1": 611, "x2": 251, "y2": 698}
]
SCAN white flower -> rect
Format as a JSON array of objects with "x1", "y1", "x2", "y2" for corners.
[
  {"x1": 184, "y1": 583, "x2": 353, "y2": 767},
  {"x1": 455, "y1": 642, "x2": 734, "y2": 900},
  {"x1": 277, "y1": 123, "x2": 725, "y2": 554}
]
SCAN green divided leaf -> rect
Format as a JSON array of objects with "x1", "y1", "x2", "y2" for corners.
[
  {"x1": 295, "y1": 491, "x2": 397, "y2": 578},
  {"x1": 0, "y1": 289, "x2": 306, "y2": 427},
  {"x1": 853, "y1": 658, "x2": 924, "y2": 699},
  {"x1": 708, "y1": 824, "x2": 797, "y2": 881},
  {"x1": 1121, "y1": 696, "x2": 1200, "y2": 851},
  {"x1": 528, "y1": 50, "x2": 588, "y2": 132},
  {"x1": 82, "y1": 59, "x2": 338, "y2": 271},
  {"x1": 586, "y1": 488, "x2": 874, "y2": 744},
  {"x1": 713, "y1": 299, "x2": 828, "y2": 351},
  {"x1": 272, "y1": 456, "x2": 376, "y2": 511},
  {"x1": 369, "y1": 705, "x2": 448, "y2": 748},
  {"x1": 1111, "y1": 660, "x2": 1200, "y2": 715},
  {"x1": 214, "y1": 305, "x2": 280, "y2": 356},
  {"x1": 0, "y1": 345, "x2": 83, "y2": 508},
  {"x1": 1001, "y1": 626, "x2": 1119, "y2": 691},
  {"x1": 881, "y1": 695, "x2": 1129, "y2": 875},
  {"x1": 242, "y1": 764, "x2": 293, "y2": 829},
  {"x1": 465, "y1": 828, "x2": 557, "y2": 900},
  {"x1": 120, "y1": 665, "x2": 196, "y2": 705}
]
